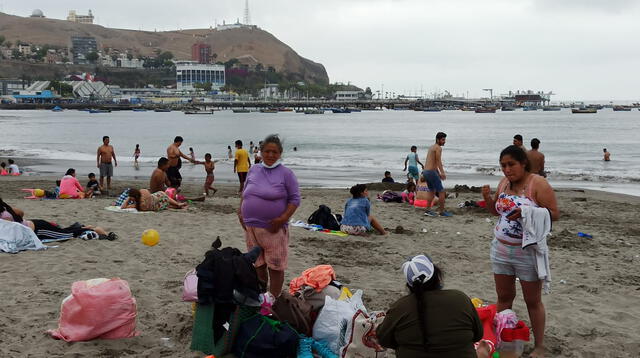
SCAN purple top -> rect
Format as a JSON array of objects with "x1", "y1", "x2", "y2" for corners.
[{"x1": 241, "y1": 164, "x2": 301, "y2": 228}]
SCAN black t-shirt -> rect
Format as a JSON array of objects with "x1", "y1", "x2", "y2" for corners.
[{"x1": 87, "y1": 180, "x2": 99, "y2": 189}]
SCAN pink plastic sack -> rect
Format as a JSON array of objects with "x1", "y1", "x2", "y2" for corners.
[
  {"x1": 182, "y1": 268, "x2": 198, "y2": 302},
  {"x1": 47, "y1": 278, "x2": 139, "y2": 342}
]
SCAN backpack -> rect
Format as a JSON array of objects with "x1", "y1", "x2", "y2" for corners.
[
  {"x1": 270, "y1": 292, "x2": 314, "y2": 336},
  {"x1": 232, "y1": 314, "x2": 299, "y2": 358},
  {"x1": 308, "y1": 205, "x2": 342, "y2": 231},
  {"x1": 381, "y1": 191, "x2": 402, "y2": 203}
]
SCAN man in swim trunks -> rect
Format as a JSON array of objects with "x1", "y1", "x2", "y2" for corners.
[
  {"x1": 150, "y1": 157, "x2": 171, "y2": 193},
  {"x1": 603, "y1": 148, "x2": 611, "y2": 161},
  {"x1": 97, "y1": 136, "x2": 117, "y2": 191},
  {"x1": 423, "y1": 132, "x2": 451, "y2": 217},
  {"x1": 527, "y1": 138, "x2": 546, "y2": 177},
  {"x1": 166, "y1": 136, "x2": 195, "y2": 188},
  {"x1": 513, "y1": 134, "x2": 527, "y2": 152},
  {"x1": 403, "y1": 145, "x2": 424, "y2": 182}
]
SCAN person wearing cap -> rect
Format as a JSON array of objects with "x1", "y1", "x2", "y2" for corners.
[{"x1": 376, "y1": 255, "x2": 486, "y2": 358}]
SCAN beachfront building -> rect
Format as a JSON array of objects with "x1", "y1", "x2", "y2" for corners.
[
  {"x1": 101, "y1": 54, "x2": 145, "y2": 69},
  {"x1": 175, "y1": 61, "x2": 225, "y2": 91},
  {"x1": 12, "y1": 90, "x2": 60, "y2": 104},
  {"x1": 70, "y1": 36, "x2": 98, "y2": 64},
  {"x1": 335, "y1": 90, "x2": 365, "y2": 101},
  {"x1": 67, "y1": 10, "x2": 94, "y2": 24}
]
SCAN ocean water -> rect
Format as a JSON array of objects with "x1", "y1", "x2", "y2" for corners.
[{"x1": 1, "y1": 108, "x2": 639, "y2": 195}]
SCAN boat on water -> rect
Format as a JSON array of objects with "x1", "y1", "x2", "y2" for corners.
[
  {"x1": 523, "y1": 106, "x2": 538, "y2": 111},
  {"x1": 331, "y1": 108, "x2": 351, "y2": 114},
  {"x1": 51, "y1": 106, "x2": 63, "y2": 112},
  {"x1": 154, "y1": 108, "x2": 172, "y2": 112},
  {"x1": 304, "y1": 109, "x2": 324, "y2": 115},
  {"x1": 184, "y1": 110, "x2": 214, "y2": 115},
  {"x1": 347, "y1": 108, "x2": 361, "y2": 112},
  {"x1": 422, "y1": 107, "x2": 442, "y2": 112},
  {"x1": 89, "y1": 109, "x2": 111, "y2": 114},
  {"x1": 587, "y1": 104, "x2": 604, "y2": 110},
  {"x1": 501, "y1": 107, "x2": 516, "y2": 111},
  {"x1": 260, "y1": 108, "x2": 278, "y2": 113},
  {"x1": 232, "y1": 108, "x2": 251, "y2": 113},
  {"x1": 572, "y1": 108, "x2": 597, "y2": 114},
  {"x1": 475, "y1": 107, "x2": 497, "y2": 113},
  {"x1": 542, "y1": 106, "x2": 561, "y2": 111},
  {"x1": 612, "y1": 106, "x2": 632, "y2": 111},
  {"x1": 277, "y1": 107, "x2": 294, "y2": 112},
  {"x1": 460, "y1": 106, "x2": 476, "y2": 111},
  {"x1": 132, "y1": 108, "x2": 147, "y2": 112}
]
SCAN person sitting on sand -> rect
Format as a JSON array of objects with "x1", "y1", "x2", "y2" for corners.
[
  {"x1": 382, "y1": 171, "x2": 395, "y2": 183},
  {"x1": 7, "y1": 159, "x2": 20, "y2": 175},
  {"x1": 59, "y1": 169, "x2": 85, "y2": 199},
  {"x1": 0, "y1": 162, "x2": 8, "y2": 176},
  {"x1": 121, "y1": 188, "x2": 186, "y2": 212},
  {"x1": 85, "y1": 173, "x2": 102, "y2": 198},
  {"x1": 402, "y1": 182, "x2": 416, "y2": 205},
  {"x1": 603, "y1": 148, "x2": 611, "y2": 161},
  {"x1": 340, "y1": 184, "x2": 387, "y2": 236},
  {"x1": 377, "y1": 254, "x2": 488, "y2": 358},
  {"x1": 150, "y1": 157, "x2": 171, "y2": 193},
  {"x1": 481, "y1": 145, "x2": 559, "y2": 358}
]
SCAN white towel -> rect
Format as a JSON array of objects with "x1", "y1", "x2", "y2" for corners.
[
  {"x1": 520, "y1": 206, "x2": 552, "y2": 294},
  {"x1": 104, "y1": 206, "x2": 144, "y2": 213}
]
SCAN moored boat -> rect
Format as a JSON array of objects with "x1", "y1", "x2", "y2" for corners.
[
  {"x1": 422, "y1": 107, "x2": 442, "y2": 112},
  {"x1": 572, "y1": 108, "x2": 597, "y2": 114},
  {"x1": 51, "y1": 106, "x2": 63, "y2": 112},
  {"x1": 132, "y1": 108, "x2": 147, "y2": 112},
  {"x1": 184, "y1": 110, "x2": 214, "y2": 115},
  {"x1": 260, "y1": 108, "x2": 278, "y2": 113},
  {"x1": 331, "y1": 108, "x2": 351, "y2": 114},
  {"x1": 542, "y1": 106, "x2": 561, "y2": 111},
  {"x1": 232, "y1": 108, "x2": 251, "y2": 113},
  {"x1": 154, "y1": 108, "x2": 171, "y2": 112},
  {"x1": 304, "y1": 109, "x2": 324, "y2": 114},
  {"x1": 475, "y1": 107, "x2": 496, "y2": 113},
  {"x1": 501, "y1": 106, "x2": 516, "y2": 111},
  {"x1": 523, "y1": 106, "x2": 538, "y2": 111},
  {"x1": 89, "y1": 109, "x2": 111, "y2": 113},
  {"x1": 612, "y1": 106, "x2": 632, "y2": 111}
]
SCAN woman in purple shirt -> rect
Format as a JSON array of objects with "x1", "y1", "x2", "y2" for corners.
[{"x1": 238, "y1": 135, "x2": 300, "y2": 297}]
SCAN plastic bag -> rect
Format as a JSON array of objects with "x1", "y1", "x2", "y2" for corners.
[
  {"x1": 312, "y1": 290, "x2": 365, "y2": 354},
  {"x1": 47, "y1": 278, "x2": 139, "y2": 342}
]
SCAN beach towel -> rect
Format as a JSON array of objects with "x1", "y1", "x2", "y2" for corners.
[
  {"x1": 291, "y1": 221, "x2": 348, "y2": 237},
  {"x1": 0, "y1": 219, "x2": 46, "y2": 253},
  {"x1": 105, "y1": 206, "x2": 144, "y2": 213},
  {"x1": 520, "y1": 206, "x2": 552, "y2": 293}
]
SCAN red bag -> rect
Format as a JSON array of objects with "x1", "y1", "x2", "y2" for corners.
[{"x1": 47, "y1": 278, "x2": 139, "y2": 342}]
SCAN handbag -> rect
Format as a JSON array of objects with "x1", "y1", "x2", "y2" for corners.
[{"x1": 182, "y1": 268, "x2": 198, "y2": 302}]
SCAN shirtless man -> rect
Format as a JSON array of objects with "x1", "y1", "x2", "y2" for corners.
[
  {"x1": 97, "y1": 136, "x2": 117, "y2": 191},
  {"x1": 603, "y1": 148, "x2": 611, "y2": 161},
  {"x1": 150, "y1": 157, "x2": 171, "y2": 193},
  {"x1": 513, "y1": 134, "x2": 527, "y2": 152},
  {"x1": 423, "y1": 132, "x2": 452, "y2": 217},
  {"x1": 166, "y1": 136, "x2": 194, "y2": 187},
  {"x1": 527, "y1": 138, "x2": 546, "y2": 177}
]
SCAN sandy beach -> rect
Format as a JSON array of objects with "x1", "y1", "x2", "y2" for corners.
[{"x1": 1, "y1": 176, "x2": 639, "y2": 357}]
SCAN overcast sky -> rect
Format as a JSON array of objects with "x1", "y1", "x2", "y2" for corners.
[{"x1": 5, "y1": 0, "x2": 640, "y2": 100}]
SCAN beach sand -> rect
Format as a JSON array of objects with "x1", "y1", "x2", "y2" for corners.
[{"x1": 1, "y1": 176, "x2": 639, "y2": 357}]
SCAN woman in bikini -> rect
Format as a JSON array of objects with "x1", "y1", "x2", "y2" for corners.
[
  {"x1": 482, "y1": 145, "x2": 559, "y2": 358},
  {"x1": 121, "y1": 188, "x2": 186, "y2": 212}
]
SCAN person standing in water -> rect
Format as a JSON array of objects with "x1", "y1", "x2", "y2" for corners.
[
  {"x1": 97, "y1": 136, "x2": 117, "y2": 191},
  {"x1": 133, "y1": 144, "x2": 141, "y2": 169},
  {"x1": 423, "y1": 132, "x2": 452, "y2": 217},
  {"x1": 527, "y1": 138, "x2": 546, "y2": 177},
  {"x1": 227, "y1": 145, "x2": 233, "y2": 160},
  {"x1": 403, "y1": 145, "x2": 424, "y2": 183},
  {"x1": 166, "y1": 136, "x2": 194, "y2": 187},
  {"x1": 603, "y1": 148, "x2": 611, "y2": 161}
]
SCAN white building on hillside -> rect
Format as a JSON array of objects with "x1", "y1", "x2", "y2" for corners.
[
  {"x1": 67, "y1": 10, "x2": 94, "y2": 24},
  {"x1": 101, "y1": 54, "x2": 145, "y2": 69},
  {"x1": 175, "y1": 61, "x2": 225, "y2": 91},
  {"x1": 335, "y1": 90, "x2": 364, "y2": 101}
]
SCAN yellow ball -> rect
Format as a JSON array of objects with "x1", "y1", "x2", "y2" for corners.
[
  {"x1": 141, "y1": 229, "x2": 160, "y2": 246},
  {"x1": 34, "y1": 189, "x2": 45, "y2": 197}
]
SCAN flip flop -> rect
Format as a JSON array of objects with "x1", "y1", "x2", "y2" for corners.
[
  {"x1": 424, "y1": 211, "x2": 438, "y2": 217},
  {"x1": 440, "y1": 211, "x2": 453, "y2": 217}
]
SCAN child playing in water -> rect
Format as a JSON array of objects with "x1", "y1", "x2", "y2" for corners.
[{"x1": 195, "y1": 153, "x2": 219, "y2": 196}]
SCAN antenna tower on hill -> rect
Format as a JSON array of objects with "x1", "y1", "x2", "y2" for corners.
[{"x1": 243, "y1": 0, "x2": 251, "y2": 25}]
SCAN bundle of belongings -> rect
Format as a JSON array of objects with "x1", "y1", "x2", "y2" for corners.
[
  {"x1": 185, "y1": 254, "x2": 389, "y2": 358},
  {"x1": 0, "y1": 219, "x2": 46, "y2": 253},
  {"x1": 47, "y1": 278, "x2": 139, "y2": 341},
  {"x1": 473, "y1": 299, "x2": 531, "y2": 357}
]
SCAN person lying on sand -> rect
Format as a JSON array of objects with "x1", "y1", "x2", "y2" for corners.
[{"x1": 121, "y1": 188, "x2": 186, "y2": 212}]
